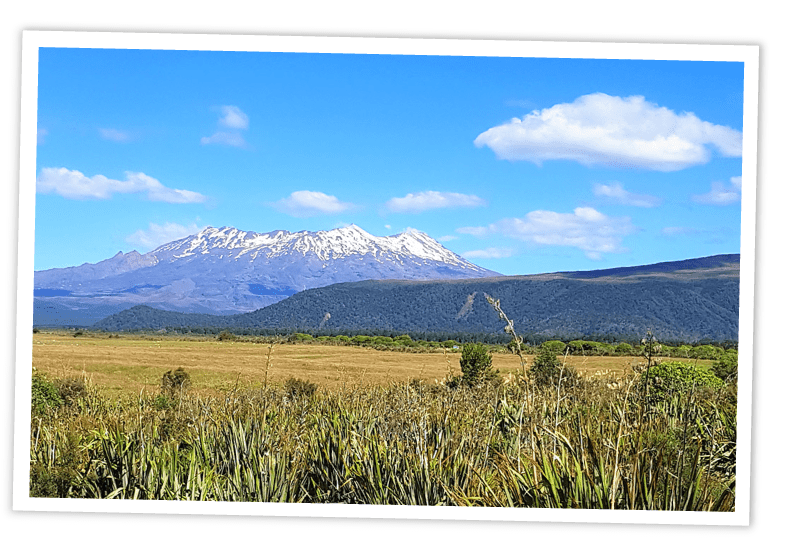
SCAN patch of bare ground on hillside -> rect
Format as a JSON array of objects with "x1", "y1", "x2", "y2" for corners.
[{"x1": 31, "y1": 333, "x2": 708, "y2": 397}]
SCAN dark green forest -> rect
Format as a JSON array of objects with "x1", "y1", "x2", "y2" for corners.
[{"x1": 93, "y1": 255, "x2": 739, "y2": 343}]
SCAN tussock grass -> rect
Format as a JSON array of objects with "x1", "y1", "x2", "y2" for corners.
[{"x1": 29, "y1": 365, "x2": 736, "y2": 509}]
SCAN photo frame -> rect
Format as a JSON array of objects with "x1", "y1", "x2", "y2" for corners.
[{"x1": 14, "y1": 30, "x2": 758, "y2": 526}]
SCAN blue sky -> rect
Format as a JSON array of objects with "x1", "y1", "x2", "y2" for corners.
[{"x1": 34, "y1": 48, "x2": 744, "y2": 275}]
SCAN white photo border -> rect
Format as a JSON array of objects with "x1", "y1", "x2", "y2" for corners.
[{"x1": 14, "y1": 30, "x2": 759, "y2": 526}]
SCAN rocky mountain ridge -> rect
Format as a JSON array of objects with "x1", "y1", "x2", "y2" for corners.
[{"x1": 33, "y1": 225, "x2": 499, "y2": 325}]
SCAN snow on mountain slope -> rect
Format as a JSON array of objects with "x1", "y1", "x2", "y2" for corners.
[
  {"x1": 152, "y1": 225, "x2": 479, "y2": 269},
  {"x1": 34, "y1": 225, "x2": 500, "y2": 322}
]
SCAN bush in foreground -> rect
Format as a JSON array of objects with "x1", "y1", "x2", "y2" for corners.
[
  {"x1": 642, "y1": 361, "x2": 723, "y2": 399},
  {"x1": 711, "y1": 350, "x2": 738, "y2": 382},
  {"x1": 284, "y1": 377, "x2": 318, "y2": 400},
  {"x1": 459, "y1": 342, "x2": 498, "y2": 387},
  {"x1": 161, "y1": 367, "x2": 191, "y2": 396},
  {"x1": 31, "y1": 374, "x2": 63, "y2": 414},
  {"x1": 531, "y1": 347, "x2": 563, "y2": 383}
]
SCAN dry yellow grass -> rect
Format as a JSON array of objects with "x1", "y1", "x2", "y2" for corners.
[{"x1": 31, "y1": 332, "x2": 701, "y2": 397}]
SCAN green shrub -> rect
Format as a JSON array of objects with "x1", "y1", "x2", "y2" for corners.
[
  {"x1": 568, "y1": 340, "x2": 602, "y2": 354},
  {"x1": 153, "y1": 394, "x2": 175, "y2": 411},
  {"x1": 394, "y1": 334, "x2": 413, "y2": 346},
  {"x1": 541, "y1": 340, "x2": 567, "y2": 355},
  {"x1": 373, "y1": 336, "x2": 394, "y2": 346},
  {"x1": 615, "y1": 342, "x2": 634, "y2": 355},
  {"x1": 596, "y1": 344, "x2": 615, "y2": 356},
  {"x1": 642, "y1": 361, "x2": 724, "y2": 398},
  {"x1": 711, "y1": 350, "x2": 738, "y2": 382},
  {"x1": 31, "y1": 374, "x2": 63, "y2": 415},
  {"x1": 690, "y1": 345, "x2": 724, "y2": 360},
  {"x1": 29, "y1": 432, "x2": 83, "y2": 498},
  {"x1": 284, "y1": 377, "x2": 318, "y2": 400},
  {"x1": 290, "y1": 333, "x2": 314, "y2": 343},
  {"x1": 54, "y1": 377, "x2": 88, "y2": 407},
  {"x1": 530, "y1": 347, "x2": 579, "y2": 387},
  {"x1": 531, "y1": 347, "x2": 562, "y2": 383},
  {"x1": 161, "y1": 367, "x2": 191, "y2": 396},
  {"x1": 459, "y1": 343, "x2": 498, "y2": 387},
  {"x1": 506, "y1": 340, "x2": 530, "y2": 354},
  {"x1": 218, "y1": 330, "x2": 237, "y2": 341}
]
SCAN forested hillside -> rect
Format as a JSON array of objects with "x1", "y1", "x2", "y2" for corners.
[{"x1": 93, "y1": 254, "x2": 740, "y2": 343}]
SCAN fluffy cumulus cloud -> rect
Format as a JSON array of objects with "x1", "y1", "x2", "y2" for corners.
[
  {"x1": 218, "y1": 106, "x2": 249, "y2": 130},
  {"x1": 201, "y1": 105, "x2": 249, "y2": 148},
  {"x1": 462, "y1": 247, "x2": 515, "y2": 259},
  {"x1": 593, "y1": 182, "x2": 662, "y2": 207},
  {"x1": 126, "y1": 221, "x2": 205, "y2": 251},
  {"x1": 692, "y1": 176, "x2": 742, "y2": 205},
  {"x1": 474, "y1": 93, "x2": 742, "y2": 172},
  {"x1": 459, "y1": 206, "x2": 635, "y2": 260},
  {"x1": 36, "y1": 167, "x2": 207, "y2": 203},
  {"x1": 98, "y1": 128, "x2": 131, "y2": 142},
  {"x1": 270, "y1": 190, "x2": 355, "y2": 217},
  {"x1": 385, "y1": 191, "x2": 487, "y2": 213}
]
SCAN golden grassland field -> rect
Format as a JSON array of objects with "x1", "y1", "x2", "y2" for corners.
[
  {"x1": 31, "y1": 332, "x2": 712, "y2": 397},
  {"x1": 28, "y1": 330, "x2": 736, "y2": 509}
]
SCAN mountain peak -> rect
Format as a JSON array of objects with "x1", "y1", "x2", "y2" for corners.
[
  {"x1": 320, "y1": 224, "x2": 371, "y2": 238},
  {"x1": 164, "y1": 224, "x2": 472, "y2": 266},
  {"x1": 35, "y1": 223, "x2": 501, "y2": 319}
]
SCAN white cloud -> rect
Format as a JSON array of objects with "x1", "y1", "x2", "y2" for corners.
[
  {"x1": 202, "y1": 105, "x2": 249, "y2": 147},
  {"x1": 219, "y1": 105, "x2": 249, "y2": 130},
  {"x1": 270, "y1": 190, "x2": 355, "y2": 217},
  {"x1": 386, "y1": 191, "x2": 487, "y2": 213},
  {"x1": 474, "y1": 93, "x2": 742, "y2": 171},
  {"x1": 692, "y1": 176, "x2": 742, "y2": 205},
  {"x1": 37, "y1": 128, "x2": 47, "y2": 145},
  {"x1": 459, "y1": 206, "x2": 635, "y2": 260},
  {"x1": 200, "y1": 131, "x2": 247, "y2": 148},
  {"x1": 126, "y1": 222, "x2": 205, "y2": 251},
  {"x1": 384, "y1": 224, "x2": 392, "y2": 230},
  {"x1": 462, "y1": 247, "x2": 515, "y2": 259},
  {"x1": 593, "y1": 182, "x2": 662, "y2": 207},
  {"x1": 437, "y1": 235, "x2": 458, "y2": 242},
  {"x1": 36, "y1": 168, "x2": 208, "y2": 203},
  {"x1": 99, "y1": 128, "x2": 131, "y2": 142}
]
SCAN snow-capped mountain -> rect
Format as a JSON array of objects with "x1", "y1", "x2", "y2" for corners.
[
  {"x1": 34, "y1": 225, "x2": 500, "y2": 323},
  {"x1": 156, "y1": 225, "x2": 482, "y2": 270}
]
